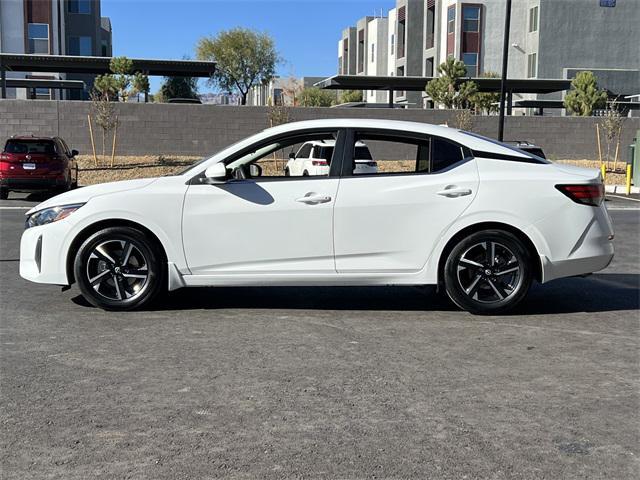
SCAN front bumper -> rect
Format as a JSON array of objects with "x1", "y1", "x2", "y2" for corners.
[{"x1": 20, "y1": 221, "x2": 70, "y2": 285}]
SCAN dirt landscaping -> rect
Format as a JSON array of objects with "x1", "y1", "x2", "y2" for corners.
[{"x1": 78, "y1": 155, "x2": 628, "y2": 186}]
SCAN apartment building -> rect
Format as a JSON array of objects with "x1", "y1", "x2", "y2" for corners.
[
  {"x1": 393, "y1": 0, "x2": 424, "y2": 106},
  {"x1": 338, "y1": 27, "x2": 356, "y2": 75},
  {"x1": 338, "y1": 0, "x2": 639, "y2": 110},
  {"x1": 0, "y1": 0, "x2": 112, "y2": 100},
  {"x1": 365, "y1": 16, "x2": 388, "y2": 103}
]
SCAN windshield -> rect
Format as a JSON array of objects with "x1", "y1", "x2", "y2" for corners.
[{"x1": 460, "y1": 131, "x2": 550, "y2": 164}]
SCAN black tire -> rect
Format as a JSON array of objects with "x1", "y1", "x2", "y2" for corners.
[
  {"x1": 284, "y1": 168, "x2": 290, "y2": 177},
  {"x1": 0, "y1": 188, "x2": 8, "y2": 200},
  {"x1": 444, "y1": 230, "x2": 533, "y2": 315},
  {"x1": 74, "y1": 227, "x2": 165, "y2": 310},
  {"x1": 71, "y1": 166, "x2": 79, "y2": 189},
  {"x1": 302, "y1": 170, "x2": 309, "y2": 177}
]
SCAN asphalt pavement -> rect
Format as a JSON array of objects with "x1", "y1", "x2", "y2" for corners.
[{"x1": 1, "y1": 192, "x2": 638, "y2": 479}]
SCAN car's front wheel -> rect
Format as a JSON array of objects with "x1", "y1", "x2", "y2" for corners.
[
  {"x1": 74, "y1": 227, "x2": 164, "y2": 310},
  {"x1": 0, "y1": 187, "x2": 8, "y2": 200},
  {"x1": 444, "y1": 230, "x2": 533, "y2": 315}
]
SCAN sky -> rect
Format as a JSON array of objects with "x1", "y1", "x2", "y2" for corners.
[{"x1": 102, "y1": 0, "x2": 396, "y2": 94}]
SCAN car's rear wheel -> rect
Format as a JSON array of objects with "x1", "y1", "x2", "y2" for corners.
[
  {"x1": 0, "y1": 187, "x2": 8, "y2": 200},
  {"x1": 74, "y1": 227, "x2": 164, "y2": 310},
  {"x1": 444, "y1": 230, "x2": 533, "y2": 315}
]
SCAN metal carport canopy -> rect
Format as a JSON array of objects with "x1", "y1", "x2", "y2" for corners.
[
  {"x1": 5, "y1": 78, "x2": 85, "y2": 90},
  {"x1": 315, "y1": 75, "x2": 572, "y2": 94},
  {"x1": 0, "y1": 54, "x2": 216, "y2": 77}
]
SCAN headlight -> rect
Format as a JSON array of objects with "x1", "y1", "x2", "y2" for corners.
[{"x1": 25, "y1": 203, "x2": 85, "y2": 229}]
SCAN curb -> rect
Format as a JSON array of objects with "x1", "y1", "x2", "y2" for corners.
[{"x1": 605, "y1": 185, "x2": 639, "y2": 194}]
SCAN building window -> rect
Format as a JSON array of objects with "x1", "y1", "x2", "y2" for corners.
[
  {"x1": 69, "y1": 36, "x2": 92, "y2": 56},
  {"x1": 390, "y1": 34, "x2": 395, "y2": 55},
  {"x1": 529, "y1": 6, "x2": 539, "y2": 32},
  {"x1": 396, "y1": 66, "x2": 405, "y2": 96},
  {"x1": 397, "y1": 6, "x2": 406, "y2": 59},
  {"x1": 101, "y1": 40, "x2": 109, "y2": 56},
  {"x1": 371, "y1": 43, "x2": 375, "y2": 63},
  {"x1": 447, "y1": 6, "x2": 456, "y2": 34},
  {"x1": 425, "y1": 57, "x2": 434, "y2": 77},
  {"x1": 28, "y1": 23, "x2": 49, "y2": 54},
  {"x1": 357, "y1": 30, "x2": 365, "y2": 73},
  {"x1": 463, "y1": 6, "x2": 480, "y2": 32},
  {"x1": 527, "y1": 53, "x2": 537, "y2": 78},
  {"x1": 69, "y1": 0, "x2": 91, "y2": 14},
  {"x1": 426, "y1": 2, "x2": 436, "y2": 49},
  {"x1": 462, "y1": 53, "x2": 478, "y2": 77}
]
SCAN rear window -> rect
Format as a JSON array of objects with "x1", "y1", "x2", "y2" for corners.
[
  {"x1": 4, "y1": 139, "x2": 57, "y2": 155},
  {"x1": 354, "y1": 146, "x2": 372, "y2": 160},
  {"x1": 461, "y1": 131, "x2": 550, "y2": 164}
]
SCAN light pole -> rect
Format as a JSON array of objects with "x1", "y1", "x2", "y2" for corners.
[{"x1": 498, "y1": 0, "x2": 512, "y2": 141}]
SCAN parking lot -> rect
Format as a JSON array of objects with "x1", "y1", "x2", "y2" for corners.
[{"x1": 1, "y1": 192, "x2": 638, "y2": 479}]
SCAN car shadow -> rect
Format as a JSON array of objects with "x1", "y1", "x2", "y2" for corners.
[
  {"x1": 215, "y1": 181, "x2": 274, "y2": 205},
  {"x1": 71, "y1": 272, "x2": 639, "y2": 314},
  {"x1": 3, "y1": 191, "x2": 57, "y2": 202}
]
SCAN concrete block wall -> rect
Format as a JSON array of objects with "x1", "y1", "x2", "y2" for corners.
[{"x1": 1, "y1": 100, "x2": 638, "y2": 160}]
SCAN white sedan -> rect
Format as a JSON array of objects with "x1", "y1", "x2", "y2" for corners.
[{"x1": 19, "y1": 119, "x2": 614, "y2": 314}]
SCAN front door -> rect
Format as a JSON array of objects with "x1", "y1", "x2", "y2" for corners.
[{"x1": 182, "y1": 129, "x2": 344, "y2": 276}]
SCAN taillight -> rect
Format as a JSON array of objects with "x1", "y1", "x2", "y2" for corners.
[
  {"x1": 312, "y1": 160, "x2": 327, "y2": 166},
  {"x1": 0, "y1": 154, "x2": 8, "y2": 160},
  {"x1": 556, "y1": 184, "x2": 604, "y2": 206}
]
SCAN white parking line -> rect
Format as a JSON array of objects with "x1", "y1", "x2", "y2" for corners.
[
  {"x1": 0, "y1": 206, "x2": 31, "y2": 210},
  {"x1": 608, "y1": 194, "x2": 640, "y2": 203}
]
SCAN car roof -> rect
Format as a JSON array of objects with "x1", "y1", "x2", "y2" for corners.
[
  {"x1": 7, "y1": 135, "x2": 57, "y2": 141},
  {"x1": 266, "y1": 119, "x2": 529, "y2": 158}
]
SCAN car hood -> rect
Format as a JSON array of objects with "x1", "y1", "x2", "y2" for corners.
[{"x1": 26, "y1": 177, "x2": 158, "y2": 215}]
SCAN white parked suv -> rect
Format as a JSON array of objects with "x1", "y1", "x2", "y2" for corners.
[{"x1": 285, "y1": 140, "x2": 377, "y2": 176}]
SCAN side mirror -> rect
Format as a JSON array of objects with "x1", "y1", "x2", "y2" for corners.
[
  {"x1": 204, "y1": 162, "x2": 228, "y2": 183},
  {"x1": 71, "y1": 149, "x2": 79, "y2": 157},
  {"x1": 249, "y1": 164, "x2": 262, "y2": 178},
  {"x1": 288, "y1": 152, "x2": 296, "y2": 160}
]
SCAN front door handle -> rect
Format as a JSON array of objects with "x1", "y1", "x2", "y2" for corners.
[
  {"x1": 296, "y1": 192, "x2": 332, "y2": 204},
  {"x1": 437, "y1": 186, "x2": 472, "y2": 198}
]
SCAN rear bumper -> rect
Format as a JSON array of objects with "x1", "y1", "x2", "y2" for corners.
[
  {"x1": 1, "y1": 177, "x2": 67, "y2": 190},
  {"x1": 533, "y1": 203, "x2": 615, "y2": 283},
  {"x1": 541, "y1": 251, "x2": 614, "y2": 282}
]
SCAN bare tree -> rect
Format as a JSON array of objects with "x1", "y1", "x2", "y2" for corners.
[
  {"x1": 90, "y1": 91, "x2": 118, "y2": 166},
  {"x1": 600, "y1": 101, "x2": 625, "y2": 170}
]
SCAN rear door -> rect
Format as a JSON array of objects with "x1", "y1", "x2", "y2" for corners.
[{"x1": 333, "y1": 129, "x2": 479, "y2": 273}]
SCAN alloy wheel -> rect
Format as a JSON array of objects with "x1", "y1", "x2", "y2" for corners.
[
  {"x1": 456, "y1": 241, "x2": 522, "y2": 304},
  {"x1": 86, "y1": 239, "x2": 150, "y2": 302}
]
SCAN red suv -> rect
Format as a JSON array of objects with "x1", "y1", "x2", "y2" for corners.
[{"x1": 0, "y1": 136, "x2": 79, "y2": 199}]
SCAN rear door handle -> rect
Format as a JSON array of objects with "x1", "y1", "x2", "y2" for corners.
[
  {"x1": 296, "y1": 192, "x2": 332, "y2": 204},
  {"x1": 437, "y1": 186, "x2": 472, "y2": 198}
]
